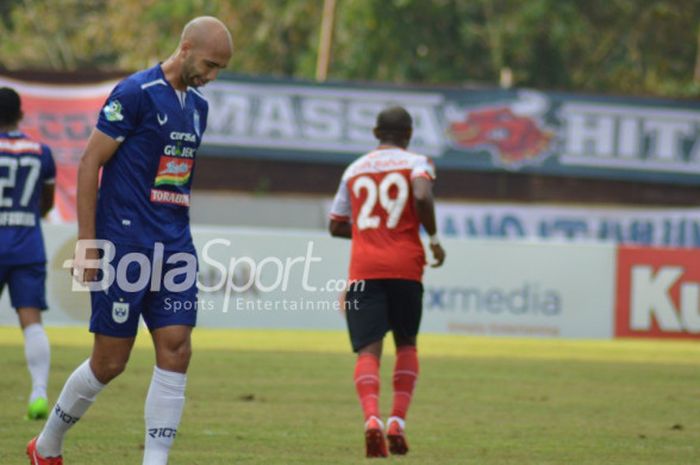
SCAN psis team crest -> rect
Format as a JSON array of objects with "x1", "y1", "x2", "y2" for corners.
[
  {"x1": 112, "y1": 300, "x2": 129, "y2": 324},
  {"x1": 447, "y1": 91, "x2": 555, "y2": 169}
]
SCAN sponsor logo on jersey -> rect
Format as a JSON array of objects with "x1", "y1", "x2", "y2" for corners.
[
  {"x1": 0, "y1": 211, "x2": 36, "y2": 226},
  {"x1": 0, "y1": 138, "x2": 42, "y2": 154},
  {"x1": 169, "y1": 131, "x2": 197, "y2": 143},
  {"x1": 150, "y1": 188, "x2": 190, "y2": 207},
  {"x1": 103, "y1": 100, "x2": 124, "y2": 122},
  {"x1": 163, "y1": 143, "x2": 196, "y2": 158},
  {"x1": 157, "y1": 112, "x2": 169, "y2": 126},
  {"x1": 112, "y1": 300, "x2": 129, "y2": 323},
  {"x1": 154, "y1": 156, "x2": 193, "y2": 186}
]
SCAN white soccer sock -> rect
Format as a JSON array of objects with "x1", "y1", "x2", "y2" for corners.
[
  {"x1": 37, "y1": 359, "x2": 105, "y2": 457},
  {"x1": 23, "y1": 323, "x2": 50, "y2": 402},
  {"x1": 143, "y1": 366, "x2": 187, "y2": 465}
]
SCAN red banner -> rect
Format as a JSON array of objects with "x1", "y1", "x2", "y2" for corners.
[
  {"x1": 616, "y1": 246, "x2": 700, "y2": 339},
  {"x1": 0, "y1": 76, "x2": 119, "y2": 222}
]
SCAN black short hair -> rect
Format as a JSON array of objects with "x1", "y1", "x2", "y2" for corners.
[
  {"x1": 0, "y1": 87, "x2": 21, "y2": 126},
  {"x1": 375, "y1": 106, "x2": 412, "y2": 132},
  {"x1": 374, "y1": 106, "x2": 412, "y2": 145}
]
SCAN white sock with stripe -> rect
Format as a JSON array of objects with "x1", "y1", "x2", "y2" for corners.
[
  {"x1": 37, "y1": 359, "x2": 104, "y2": 457},
  {"x1": 143, "y1": 366, "x2": 187, "y2": 465}
]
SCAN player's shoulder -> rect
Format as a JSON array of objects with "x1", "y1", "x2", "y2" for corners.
[
  {"x1": 341, "y1": 151, "x2": 375, "y2": 181},
  {"x1": 114, "y1": 65, "x2": 167, "y2": 97},
  {"x1": 342, "y1": 148, "x2": 429, "y2": 181},
  {"x1": 399, "y1": 148, "x2": 431, "y2": 165},
  {"x1": 38, "y1": 141, "x2": 52, "y2": 156},
  {"x1": 0, "y1": 131, "x2": 45, "y2": 155}
]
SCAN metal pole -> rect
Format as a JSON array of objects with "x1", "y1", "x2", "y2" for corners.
[{"x1": 316, "y1": 0, "x2": 337, "y2": 82}]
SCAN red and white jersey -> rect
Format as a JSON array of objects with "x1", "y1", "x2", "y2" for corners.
[{"x1": 330, "y1": 147, "x2": 436, "y2": 282}]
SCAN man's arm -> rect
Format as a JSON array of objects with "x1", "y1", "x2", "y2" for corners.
[
  {"x1": 77, "y1": 129, "x2": 120, "y2": 240},
  {"x1": 39, "y1": 183, "x2": 54, "y2": 218},
  {"x1": 329, "y1": 177, "x2": 352, "y2": 239},
  {"x1": 412, "y1": 177, "x2": 445, "y2": 267},
  {"x1": 74, "y1": 129, "x2": 120, "y2": 282},
  {"x1": 329, "y1": 219, "x2": 352, "y2": 239}
]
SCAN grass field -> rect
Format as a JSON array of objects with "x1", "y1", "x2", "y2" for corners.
[{"x1": 1, "y1": 327, "x2": 699, "y2": 464}]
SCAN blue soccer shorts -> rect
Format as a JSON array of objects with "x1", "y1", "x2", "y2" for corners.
[
  {"x1": 89, "y1": 244, "x2": 198, "y2": 338},
  {"x1": 0, "y1": 262, "x2": 48, "y2": 311}
]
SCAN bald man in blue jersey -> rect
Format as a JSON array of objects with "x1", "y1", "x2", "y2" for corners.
[{"x1": 28, "y1": 17, "x2": 233, "y2": 465}]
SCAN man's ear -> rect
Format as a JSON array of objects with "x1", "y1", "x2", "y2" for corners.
[{"x1": 179, "y1": 40, "x2": 192, "y2": 57}]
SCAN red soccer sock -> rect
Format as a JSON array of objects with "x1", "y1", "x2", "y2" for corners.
[
  {"x1": 391, "y1": 346, "x2": 419, "y2": 420},
  {"x1": 354, "y1": 353, "x2": 381, "y2": 421}
]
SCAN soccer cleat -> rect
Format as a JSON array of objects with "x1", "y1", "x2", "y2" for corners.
[
  {"x1": 26, "y1": 437, "x2": 63, "y2": 465},
  {"x1": 27, "y1": 397, "x2": 49, "y2": 420},
  {"x1": 386, "y1": 416, "x2": 409, "y2": 455},
  {"x1": 364, "y1": 416, "x2": 388, "y2": 458}
]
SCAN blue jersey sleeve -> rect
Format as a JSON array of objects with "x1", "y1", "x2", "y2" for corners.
[
  {"x1": 96, "y1": 78, "x2": 143, "y2": 142},
  {"x1": 42, "y1": 145, "x2": 56, "y2": 183}
]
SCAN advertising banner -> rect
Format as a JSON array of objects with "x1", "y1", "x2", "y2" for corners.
[
  {"x1": 0, "y1": 224, "x2": 616, "y2": 339},
  {"x1": 615, "y1": 246, "x2": 700, "y2": 339},
  {"x1": 2, "y1": 73, "x2": 699, "y2": 223},
  {"x1": 202, "y1": 75, "x2": 700, "y2": 185},
  {"x1": 423, "y1": 240, "x2": 615, "y2": 338},
  {"x1": 0, "y1": 76, "x2": 117, "y2": 223},
  {"x1": 437, "y1": 203, "x2": 700, "y2": 247}
]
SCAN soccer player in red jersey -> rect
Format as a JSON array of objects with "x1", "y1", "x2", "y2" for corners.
[{"x1": 329, "y1": 106, "x2": 446, "y2": 457}]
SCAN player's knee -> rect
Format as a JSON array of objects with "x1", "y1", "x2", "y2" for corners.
[
  {"x1": 171, "y1": 342, "x2": 192, "y2": 363},
  {"x1": 157, "y1": 341, "x2": 191, "y2": 371},
  {"x1": 92, "y1": 358, "x2": 128, "y2": 384}
]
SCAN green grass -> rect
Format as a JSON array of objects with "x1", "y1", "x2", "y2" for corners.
[{"x1": 1, "y1": 327, "x2": 699, "y2": 464}]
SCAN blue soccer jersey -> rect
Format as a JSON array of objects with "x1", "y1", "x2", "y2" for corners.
[
  {"x1": 95, "y1": 64, "x2": 208, "y2": 251},
  {"x1": 0, "y1": 131, "x2": 55, "y2": 265}
]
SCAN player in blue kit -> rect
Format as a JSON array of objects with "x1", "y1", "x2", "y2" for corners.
[
  {"x1": 0, "y1": 87, "x2": 55, "y2": 421},
  {"x1": 27, "y1": 17, "x2": 233, "y2": 465}
]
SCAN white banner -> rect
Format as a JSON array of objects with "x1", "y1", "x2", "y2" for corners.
[
  {"x1": 422, "y1": 240, "x2": 615, "y2": 338},
  {"x1": 0, "y1": 224, "x2": 615, "y2": 339},
  {"x1": 438, "y1": 203, "x2": 700, "y2": 248}
]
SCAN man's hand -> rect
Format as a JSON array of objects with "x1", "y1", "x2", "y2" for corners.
[
  {"x1": 72, "y1": 245, "x2": 101, "y2": 284},
  {"x1": 429, "y1": 243, "x2": 446, "y2": 268}
]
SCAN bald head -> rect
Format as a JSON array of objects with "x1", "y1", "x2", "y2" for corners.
[
  {"x1": 171, "y1": 16, "x2": 233, "y2": 88},
  {"x1": 180, "y1": 16, "x2": 233, "y2": 53}
]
